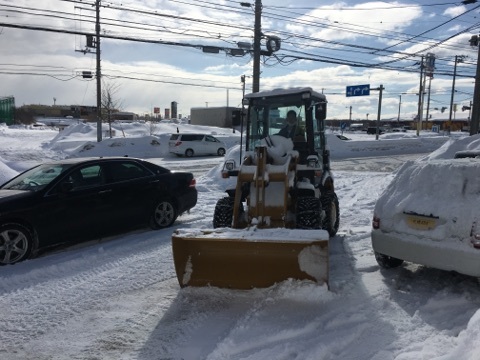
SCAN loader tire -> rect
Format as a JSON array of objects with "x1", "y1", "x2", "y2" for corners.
[
  {"x1": 321, "y1": 190, "x2": 340, "y2": 237},
  {"x1": 213, "y1": 197, "x2": 235, "y2": 228},
  {"x1": 296, "y1": 196, "x2": 321, "y2": 229}
]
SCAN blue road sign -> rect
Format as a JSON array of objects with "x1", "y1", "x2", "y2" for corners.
[{"x1": 346, "y1": 84, "x2": 370, "y2": 97}]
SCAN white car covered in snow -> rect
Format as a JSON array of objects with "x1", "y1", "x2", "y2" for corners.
[{"x1": 371, "y1": 158, "x2": 480, "y2": 278}]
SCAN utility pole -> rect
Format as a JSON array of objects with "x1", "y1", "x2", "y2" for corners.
[
  {"x1": 415, "y1": 53, "x2": 435, "y2": 135},
  {"x1": 449, "y1": 55, "x2": 458, "y2": 124},
  {"x1": 470, "y1": 35, "x2": 480, "y2": 135},
  {"x1": 252, "y1": 0, "x2": 262, "y2": 93},
  {"x1": 416, "y1": 56, "x2": 424, "y2": 136},
  {"x1": 469, "y1": 100, "x2": 473, "y2": 122},
  {"x1": 240, "y1": 75, "x2": 246, "y2": 164},
  {"x1": 397, "y1": 94, "x2": 401, "y2": 122},
  {"x1": 425, "y1": 76, "x2": 432, "y2": 127},
  {"x1": 373, "y1": 85, "x2": 384, "y2": 140},
  {"x1": 449, "y1": 55, "x2": 465, "y2": 130},
  {"x1": 95, "y1": 0, "x2": 102, "y2": 142}
]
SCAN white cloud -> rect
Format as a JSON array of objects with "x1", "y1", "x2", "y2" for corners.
[{"x1": 443, "y1": 6, "x2": 467, "y2": 18}]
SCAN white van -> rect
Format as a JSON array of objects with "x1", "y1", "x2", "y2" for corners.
[{"x1": 169, "y1": 133, "x2": 227, "y2": 157}]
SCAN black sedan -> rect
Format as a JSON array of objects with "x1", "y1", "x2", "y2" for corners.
[{"x1": 0, "y1": 157, "x2": 197, "y2": 265}]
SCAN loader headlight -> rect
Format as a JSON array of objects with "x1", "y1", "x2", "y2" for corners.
[
  {"x1": 224, "y1": 159, "x2": 236, "y2": 171},
  {"x1": 307, "y1": 155, "x2": 318, "y2": 168}
]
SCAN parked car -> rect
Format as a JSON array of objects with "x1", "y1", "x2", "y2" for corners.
[
  {"x1": 371, "y1": 158, "x2": 480, "y2": 278},
  {"x1": 454, "y1": 150, "x2": 480, "y2": 159},
  {"x1": 366, "y1": 127, "x2": 384, "y2": 135},
  {"x1": 0, "y1": 157, "x2": 197, "y2": 265},
  {"x1": 169, "y1": 133, "x2": 226, "y2": 157}
]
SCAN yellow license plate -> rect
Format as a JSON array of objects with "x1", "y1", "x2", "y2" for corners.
[{"x1": 406, "y1": 215, "x2": 437, "y2": 230}]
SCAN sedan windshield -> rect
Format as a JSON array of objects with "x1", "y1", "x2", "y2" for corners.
[{"x1": 2, "y1": 163, "x2": 71, "y2": 191}]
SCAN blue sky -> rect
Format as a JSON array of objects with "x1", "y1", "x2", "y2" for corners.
[{"x1": 1, "y1": 0, "x2": 480, "y2": 121}]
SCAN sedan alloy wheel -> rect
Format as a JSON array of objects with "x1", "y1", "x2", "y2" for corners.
[
  {"x1": 152, "y1": 200, "x2": 177, "y2": 228},
  {"x1": 0, "y1": 224, "x2": 32, "y2": 265}
]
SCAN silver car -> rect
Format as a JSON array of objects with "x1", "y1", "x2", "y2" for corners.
[{"x1": 371, "y1": 158, "x2": 480, "y2": 277}]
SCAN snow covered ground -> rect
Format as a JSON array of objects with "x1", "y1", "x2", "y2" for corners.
[{"x1": 1, "y1": 122, "x2": 480, "y2": 360}]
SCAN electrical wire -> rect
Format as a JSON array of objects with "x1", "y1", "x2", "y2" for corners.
[{"x1": 1, "y1": 0, "x2": 479, "y2": 83}]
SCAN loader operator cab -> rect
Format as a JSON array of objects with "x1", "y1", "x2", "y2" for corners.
[{"x1": 244, "y1": 88, "x2": 328, "y2": 166}]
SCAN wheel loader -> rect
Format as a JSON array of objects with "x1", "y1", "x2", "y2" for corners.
[{"x1": 172, "y1": 87, "x2": 340, "y2": 289}]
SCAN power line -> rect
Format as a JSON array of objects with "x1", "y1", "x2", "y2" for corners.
[
  {"x1": 2, "y1": 0, "x2": 480, "y2": 84},
  {"x1": 2, "y1": 1, "x2": 476, "y2": 67}
]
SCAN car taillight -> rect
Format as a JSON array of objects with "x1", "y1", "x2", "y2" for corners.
[
  {"x1": 175, "y1": 141, "x2": 182, "y2": 146},
  {"x1": 470, "y1": 222, "x2": 480, "y2": 249},
  {"x1": 189, "y1": 178, "x2": 196, "y2": 188},
  {"x1": 372, "y1": 215, "x2": 380, "y2": 229}
]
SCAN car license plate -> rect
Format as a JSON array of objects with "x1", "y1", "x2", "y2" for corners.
[{"x1": 406, "y1": 215, "x2": 437, "y2": 230}]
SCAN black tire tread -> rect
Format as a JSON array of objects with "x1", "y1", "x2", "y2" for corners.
[
  {"x1": 321, "y1": 190, "x2": 340, "y2": 237},
  {"x1": 213, "y1": 197, "x2": 235, "y2": 228},
  {"x1": 296, "y1": 196, "x2": 321, "y2": 229}
]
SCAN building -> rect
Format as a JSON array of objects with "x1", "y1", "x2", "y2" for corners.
[
  {"x1": 0, "y1": 96, "x2": 15, "y2": 125},
  {"x1": 190, "y1": 106, "x2": 242, "y2": 128},
  {"x1": 171, "y1": 101, "x2": 178, "y2": 119}
]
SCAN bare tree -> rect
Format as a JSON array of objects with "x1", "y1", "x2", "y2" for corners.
[{"x1": 101, "y1": 81, "x2": 124, "y2": 138}]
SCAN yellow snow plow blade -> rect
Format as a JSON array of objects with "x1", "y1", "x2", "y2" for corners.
[{"x1": 171, "y1": 228, "x2": 329, "y2": 289}]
